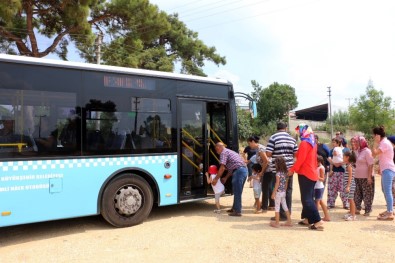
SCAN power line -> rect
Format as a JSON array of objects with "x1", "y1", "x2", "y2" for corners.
[
  {"x1": 345, "y1": 97, "x2": 353, "y2": 107},
  {"x1": 184, "y1": 0, "x2": 272, "y2": 23},
  {"x1": 0, "y1": 0, "x2": 323, "y2": 59},
  {"x1": 173, "y1": 0, "x2": 241, "y2": 17},
  {"x1": 164, "y1": 0, "x2": 203, "y2": 13},
  {"x1": 196, "y1": 0, "x2": 322, "y2": 30},
  {"x1": 0, "y1": 0, "x2": 320, "y2": 42}
]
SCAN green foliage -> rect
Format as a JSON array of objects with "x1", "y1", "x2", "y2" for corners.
[
  {"x1": 257, "y1": 120, "x2": 277, "y2": 138},
  {"x1": 164, "y1": 14, "x2": 226, "y2": 76},
  {"x1": 237, "y1": 107, "x2": 253, "y2": 140},
  {"x1": 0, "y1": 0, "x2": 21, "y2": 26},
  {"x1": 237, "y1": 80, "x2": 297, "y2": 138},
  {"x1": 250, "y1": 80, "x2": 262, "y2": 100},
  {"x1": 255, "y1": 82, "x2": 298, "y2": 125},
  {"x1": 0, "y1": 0, "x2": 97, "y2": 57},
  {"x1": 332, "y1": 110, "x2": 350, "y2": 127},
  {"x1": 349, "y1": 83, "x2": 394, "y2": 137},
  {"x1": 0, "y1": 1, "x2": 225, "y2": 75},
  {"x1": 317, "y1": 110, "x2": 350, "y2": 133}
]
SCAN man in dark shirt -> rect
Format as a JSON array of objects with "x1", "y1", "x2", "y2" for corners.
[
  {"x1": 336, "y1": 131, "x2": 348, "y2": 148},
  {"x1": 243, "y1": 145, "x2": 257, "y2": 186},
  {"x1": 315, "y1": 135, "x2": 331, "y2": 174}
]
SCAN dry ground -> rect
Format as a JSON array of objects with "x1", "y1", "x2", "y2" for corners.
[{"x1": 1, "y1": 175, "x2": 394, "y2": 263}]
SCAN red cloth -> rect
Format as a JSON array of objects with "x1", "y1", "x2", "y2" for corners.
[{"x1": 290, "y1": 141, "x2": 318, "y2": 181}]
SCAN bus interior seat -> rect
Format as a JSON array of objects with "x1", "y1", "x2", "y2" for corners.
[
  {"x1": 110, "y1": 130, "x2": 127, "y2": 150},
  {"x1": 27, "y1": 131, "x2": 38, "y2": 152},
  {"x1": 129, "y1": 130, "x2": 139, "y2": 150},
  {"x1": 87, "y1": 130, "x2": 105, "y2": 150}
]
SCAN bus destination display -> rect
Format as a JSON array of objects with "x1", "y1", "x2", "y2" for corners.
[{"x1": 104, "y1": 75, "x2": 155, "y2": 90}]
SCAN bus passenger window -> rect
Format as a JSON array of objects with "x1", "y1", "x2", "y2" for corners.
[
  {"x1": 0, "y1": 88, "x2": 78, "y2": 158},
  {"x1": 129, "y1": 97, "x2": 173, "y2": 153},
  {"x1": 59, "y1": 117, "x2": 79, "y2": 149}
]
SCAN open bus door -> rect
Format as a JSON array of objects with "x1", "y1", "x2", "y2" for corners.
[
  {"x1": 179, "y1": 99, "x2": 232, "y2": 201},
  {"x1": 206, "y1": 102, "x2": 233, "y2": 196}
]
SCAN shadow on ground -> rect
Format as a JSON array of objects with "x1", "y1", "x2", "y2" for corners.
[{"x1": 0, "y1": 199, "x2": 218, "y2": 247}]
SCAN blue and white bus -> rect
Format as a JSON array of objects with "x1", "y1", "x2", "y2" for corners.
[{"x1": 0, "y1": 54, "x2": 241, "y2": 227}]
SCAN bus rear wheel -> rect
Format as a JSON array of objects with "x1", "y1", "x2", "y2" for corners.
[{"x1": 101, "y1": 174, "x2": 153, "y2": 227}]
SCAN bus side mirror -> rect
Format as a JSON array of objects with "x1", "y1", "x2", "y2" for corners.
[{"x1": 250, "y1": 101, "x2": 257, "y2": 118}]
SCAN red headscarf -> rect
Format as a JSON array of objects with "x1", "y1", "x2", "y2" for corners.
[{"x1": 353, "y1": 135, "x2": 368, "y2": 153}]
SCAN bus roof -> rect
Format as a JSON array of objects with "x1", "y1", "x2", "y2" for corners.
[{"x1": 0, "y1": 54, "x2": 230, "y2": 86}]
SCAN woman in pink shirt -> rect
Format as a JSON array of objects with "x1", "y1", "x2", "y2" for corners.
[
  {"x1": 351, "y1": 136, "x2": 374, "y2": 216},
  {"x1": 372, "y1": 126, "x2": 395, "y2": 220}
]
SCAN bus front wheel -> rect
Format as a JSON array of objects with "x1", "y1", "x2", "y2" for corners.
[{"x1": 101, "y1": 174, "x2": 154, "y2": 227}]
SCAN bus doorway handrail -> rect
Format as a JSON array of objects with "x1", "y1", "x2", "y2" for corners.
[
  {"x1": 208, "y1": 124, "x2": 225, "y2": 146},
  {"x1": 181, "y1": 129, "x2": 202, "y2": 147},
  {"x1": 182, "y1": 153, "x2": 199, "y2": 170},
  {"x1": 181, "y1": 141, "x2": 202, "y2": 160}
]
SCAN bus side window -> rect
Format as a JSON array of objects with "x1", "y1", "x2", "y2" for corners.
[
  {"x1": 0, "y1": 88, "x2": 78, "y2": 157},
  {"x1": 59, "y1": 117, "x2": 78, "y2": 149},
  {"x1": 130, "y1": 97, "x2": 173, "y2": 152}
]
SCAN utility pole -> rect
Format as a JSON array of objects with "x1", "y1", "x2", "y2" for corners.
[
  {"x1": 328, "y1": 87, "x2": 333, "y2": 139},
  {"x1": 287, "y1": 104, "x2": 291, "y2": 131},
  {"x1": 95, "y1": 32, "x2": 103, "y2": 65},
  {"x1": 345, "y1": 97, "x2": 353, "y2": 108}
]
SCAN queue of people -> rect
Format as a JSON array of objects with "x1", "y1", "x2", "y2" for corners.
[{"x1": 205, "y1": 123, "x2": 395, "y2": 231}]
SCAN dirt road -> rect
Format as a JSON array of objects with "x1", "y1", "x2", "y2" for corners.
[{"x1": 1, "y1": 176, "x2": 394, "y2": 262}]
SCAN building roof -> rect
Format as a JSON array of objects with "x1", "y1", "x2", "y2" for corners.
[{"x1": 294, "y1": 103, "x2": 328, "y2": 121}]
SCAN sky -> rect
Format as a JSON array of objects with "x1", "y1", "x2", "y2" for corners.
[{"x1": 147, "y1": 0, "x2": 395, "y2": 111}]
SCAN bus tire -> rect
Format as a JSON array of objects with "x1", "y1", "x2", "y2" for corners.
[{"x1": 101, "y1": 174, "x2": 153, "y2": 228}]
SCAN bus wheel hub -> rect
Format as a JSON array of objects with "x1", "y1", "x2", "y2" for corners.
[{"x1": 115, "y1": 186, "x2": 142, "y2": 215}]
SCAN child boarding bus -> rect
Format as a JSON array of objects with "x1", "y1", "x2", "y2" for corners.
[{"x1": 0, "y1": 54, "x2": 254, "y2": 228}]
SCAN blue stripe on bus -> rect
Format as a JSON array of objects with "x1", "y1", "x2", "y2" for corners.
[{"x1": 0, "y1": 155, "x2": 178, "y2": 227}]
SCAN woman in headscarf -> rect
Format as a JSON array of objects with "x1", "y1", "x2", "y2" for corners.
[
  {"x1": 351, "y1": 136, "x2": 374, "y2": 216},
  {"x1": 289, "y1": 124, "x2": 324, "y2": 230},
  {"x1": 247, "y1": 136, "x2": 272, "y2": 212}
]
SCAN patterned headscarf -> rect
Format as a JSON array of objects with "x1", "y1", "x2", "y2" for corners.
[
  {"x1": 353, "y1": 135, "x2": 368, "y2": 153},
  {"x1": 295, "y1": 123, "x2": 315, "y2": 147}
]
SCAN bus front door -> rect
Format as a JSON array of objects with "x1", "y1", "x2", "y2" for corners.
[{"x1": 179, "y1": 99, "x2": 232, "y2": 201}]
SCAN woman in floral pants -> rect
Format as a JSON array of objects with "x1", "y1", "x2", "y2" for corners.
[
  {"x1": 327, "y1": 138, "x2": 348, "y2": 208},
  {"x1": 351, "y1": 136, "x2": 375, "y2": 216}
]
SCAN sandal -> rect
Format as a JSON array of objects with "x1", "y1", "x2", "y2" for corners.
[
  {"x1": 378, "y1": 211, "x2": 395, "y2": 216},
  {"x1": 308, "y1": 224, "x2": 324, "y2": 231},
  {"x1": 228, "y1": 212, "x2": 242, "y2": 217},
  {"x1": 298, "y1": 220, "x2": 309, "y2": 225},
  {"x1": 377, "y1": 212, "x2": 394, "y2": 221},
  {"x1": 345, "y1": 215, "x2": 356, "y2": 221},
  {"x1": 343, "y1": 213, "x2": 351, "y2": 219},
  {"x1": 379, "y1": 211, "x2": 387, "y2": 217}
]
